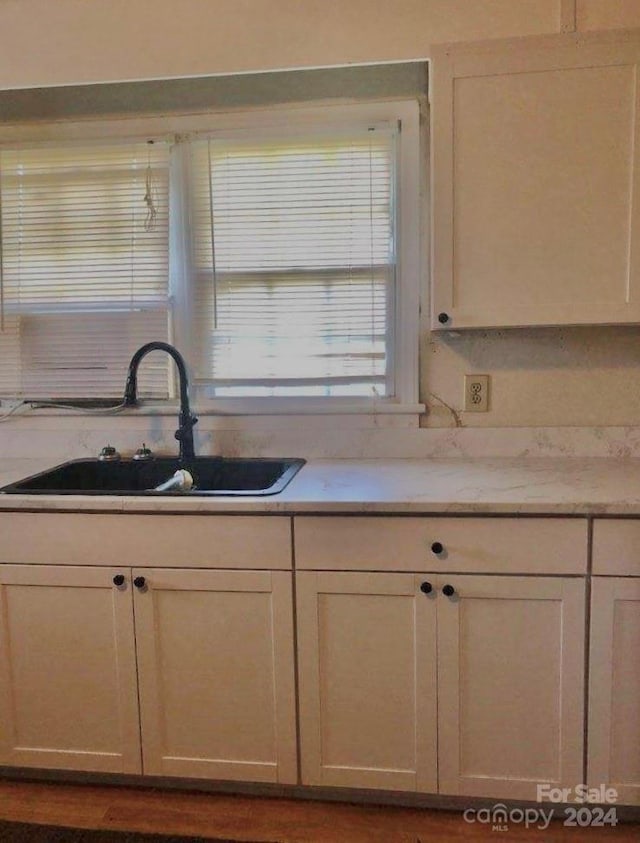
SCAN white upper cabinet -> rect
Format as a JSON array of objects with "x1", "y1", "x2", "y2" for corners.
[{"x1": 431, "y1": 31, "x2": 640, "y2": 329}]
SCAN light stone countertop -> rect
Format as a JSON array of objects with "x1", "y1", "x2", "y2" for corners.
[{"x1": 0, "y1": 456, "x2": 640, "y2": 515}]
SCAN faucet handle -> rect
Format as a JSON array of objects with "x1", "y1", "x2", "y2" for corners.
[
  {"x1": 133, "y1": 443, "x2": 154, "y2": 461},
  {"x1": 98, "y1": 444, "x2": 121, "y2": 462}
]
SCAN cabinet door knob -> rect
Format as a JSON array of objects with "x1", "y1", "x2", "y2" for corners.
[
  {"x1": 442, "y1": 584, "x2": 456, "y2": 597},
  {"x1": 431, "y1": 542, "x2": 444, "y2": 555},
  {"x1": 112, "y1": 574, "x2": 125, "y2": 587},
  {"x1": 420, "y1": 581, "x2": 433, "y2": 594},
  {"x1": 438, "y1": 312, "x2": 450, "y2": 324},
  {"x1": 133, "y1": 576, "x2": 146, "y2": 589}
]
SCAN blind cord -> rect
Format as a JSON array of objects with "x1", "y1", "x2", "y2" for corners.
[
  {"x1": 0, "y1": 152, "x2": 4, "y2": 332},
  {"x1": 368, "y1": 131, "x2": 376, "y2": 400},
  {"x1": 207, "y1": 140, "x2": 218, "y2": 330},
  {"x1": 144, "y1": 140, "x2": 158, "y2": 232}
]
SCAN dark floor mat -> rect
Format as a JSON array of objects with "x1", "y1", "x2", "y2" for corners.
[{"x1": 0, "y1": 820, "x2": 277, "y2": 843}]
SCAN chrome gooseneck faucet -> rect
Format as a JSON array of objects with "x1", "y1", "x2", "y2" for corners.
[{"x1": 123, "y1": 342, "x2": 198, "y2": 465}]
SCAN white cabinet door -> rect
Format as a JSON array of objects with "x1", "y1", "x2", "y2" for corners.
[
  {"x1": 0, "y1": 565, "x2": 141, "y2": 773},
  {"x1": 437, "y1": 575, "x2": 585, "y2": 800},
  {"x1": 133, "y1": 568, "x2": 297, "y2": 783},
  {"x1": 589, "y1": 577, "x2": 640, "y2": 806},
  {"x1": 431, "y1": 33, "x2": 640, "y2": 329},
  {"x1": 296, "y1": 571, "x2": 437, "y2": 792}
]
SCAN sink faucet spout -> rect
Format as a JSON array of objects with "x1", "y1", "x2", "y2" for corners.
[{"x1": 124, "y1": 342, "x2": 198, "y2": 465}]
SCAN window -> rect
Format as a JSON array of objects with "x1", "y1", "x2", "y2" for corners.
[
  {"x1": 0, "y1": 101, "x2": 421, "y2": 412},
  {"x1": 189, "y1": 129, "x2": 395, "y2": 397},
  {"x1": 0, "y1": 141, "x2": 170, "y2": 398}
]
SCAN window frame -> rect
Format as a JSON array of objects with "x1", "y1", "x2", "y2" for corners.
[
  {"x1": 0, "y1": 99, "x2": 423, "y2": 416},
  {"x1": 171, "y1": 100, "x2": 422, "y2": 415}
]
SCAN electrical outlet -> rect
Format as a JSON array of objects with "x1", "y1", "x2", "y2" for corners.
[{"x1": 464, "y1": 374, "x2": 490, "y2": 412}]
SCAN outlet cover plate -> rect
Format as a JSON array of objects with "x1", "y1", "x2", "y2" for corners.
[{"x1": 464, "y1": 374, "x2": 490, "y2": 412}]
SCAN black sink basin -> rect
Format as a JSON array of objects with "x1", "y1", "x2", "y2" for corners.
[{"x1": 0, "y1": 456, "x2": 305, "y2": 497}]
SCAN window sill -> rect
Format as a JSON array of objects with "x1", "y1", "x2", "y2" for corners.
[
  {"x1": 194, "y1": 399, "x2": 426, "y2": 417},
  {"x1": 2, "y1": 399, "x2": 425, "y2": 421}
]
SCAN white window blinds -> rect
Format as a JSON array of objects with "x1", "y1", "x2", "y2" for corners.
[
  {"x1": 189, "y1": 128, "x2": 395, "y2": 397},
  {"x1": 0, "y1": 141, "x2": 170, "y2": 398}
]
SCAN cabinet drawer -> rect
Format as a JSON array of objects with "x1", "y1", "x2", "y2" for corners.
[
  {"x1": 0, "y1": 512, "x2": 292, "y2": 569},
  {"x1": 593, "y1": 519, "x2": 640, "y2": 576},
  {"x1": 295, "y1": 516, "x2": 586, "y2": 574}
]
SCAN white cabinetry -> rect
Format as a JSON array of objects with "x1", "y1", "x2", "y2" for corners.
[
  {"x1": 296, "y1": 571, "x2": 437, "y2": 792},
  {"x1": 295, "y1": 517, "x2": 587, "y2": 799},
  {"x1": 436, "y1": 574, "x2": 584, "y2": 799},
  {"x1": 589, "y1": 520, "x2": 640, "y2": 805},
  {"x1": 0, "y1": 565, "x2": 140, "y2": 773},
  {"x1": 589, "y1": 577, "x2": 640, "y2": 806},
  {"x1": 0, "y1": 513, "x2": 297, "y2": 783},
  {"x1": 0, "y1": 509, "x2": 595, "y2": 802},
  {"x1": 134, "y1": 568, "x2": 296, "y2": 783},
  {"x1": 431, "y1": 31, "x2": 640, "y2": 329}
]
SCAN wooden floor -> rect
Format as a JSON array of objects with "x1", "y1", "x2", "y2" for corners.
[{"x1": 0, "y1": 779, "x2": 638, "y2": 842}]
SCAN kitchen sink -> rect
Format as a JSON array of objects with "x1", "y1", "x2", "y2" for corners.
[{"x1": 0, "y1": 456, "x2": 305, "y2": 497}]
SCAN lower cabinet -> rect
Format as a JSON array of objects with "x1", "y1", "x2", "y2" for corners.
[
  {"x1": 0, "y1": 564, "x2": 297, "y2": 783},
  {"x1": 436, "y1": 575, "x2": 585, "y2": 800},
  {"x1": 134, "y1": 568, "x2": 297, "y2": 783},
  {"x1": 296, "y1": 571, "x2": 438, "y2": 792},
  {"x1": 0, "y1": 565, "x2": 141, "y2": 773},
  {"x1": 296, "y1": 571, "x2": 585, "y2": 800},
  {"x1": 0, "y1": 515, "x2": 593, "y2": 803},
  {"x1": 588, "y1": 577, "x2": 640, "y2": 806}
]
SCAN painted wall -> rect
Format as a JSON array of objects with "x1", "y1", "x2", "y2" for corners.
[
  {"x1": 2, "y1": 0, "x2": 640, "y2": 430},
  {"x1": 0, "y1": 0, "x2": 562, "y2": 90},
  {"x1": 422, "y1": 327, "x2": 640, "y2": 428},
  {"x1": 3, "y1": 1, "x2": 640, "y2": 92}
]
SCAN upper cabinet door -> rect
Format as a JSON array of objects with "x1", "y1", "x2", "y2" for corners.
[{"x1": 431, "y1": 32, "x2": 640, "y2": 329}]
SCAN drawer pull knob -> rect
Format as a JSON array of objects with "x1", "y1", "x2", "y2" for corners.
[
  {"x1": 442, "y1": 584, "x2": 456, "y2": 597},
  {"x1": 438, "y1": 312, "x2": 450, "y2": 324},
  {"x1": 112, "y1": 574, "x2": 125, "y2": 587},
  {"x1": 431, "y1": 542, "x2": 444, "y2": 555},
  {"x1": 420, "y1": 581, "x2": 433, "y2": 595},
  {"x1": 133, "y1": 576, "x2": 146, "y2": 589}
]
